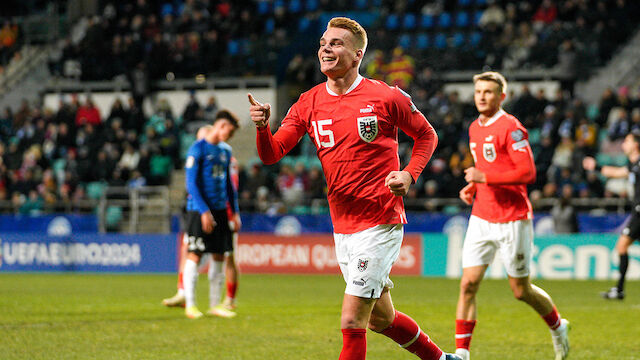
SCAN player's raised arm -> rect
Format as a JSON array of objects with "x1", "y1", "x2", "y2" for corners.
[
  {"x1": 583, "y1": 155, "x2": 629, "y2": 178},
  {"x1": 247, "y1": 93, "x2": 307, "y2": 165}
]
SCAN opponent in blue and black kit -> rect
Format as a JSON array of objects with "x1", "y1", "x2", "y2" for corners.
[
  {"x1": 584, "y1": 131, "x2": 640, "y2": 300},
  {"x1": 182, "y1": 110, "x2": 239, "y2": 318}
]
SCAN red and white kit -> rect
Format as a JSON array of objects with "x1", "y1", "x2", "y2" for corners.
[
  {"x1": 256, "y1": 75, "x2": 437, "y2": 234},
  {"x1": 464, "y1": 109, "x2": 536, "y2": 276}
]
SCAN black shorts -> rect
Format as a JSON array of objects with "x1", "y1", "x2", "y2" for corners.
[
  {"x1": 185, "y1": 210, "x2": 233, "y2": 255},
  {"x1": 621, "y1": 211, "x2": 640, "y2": 240}
]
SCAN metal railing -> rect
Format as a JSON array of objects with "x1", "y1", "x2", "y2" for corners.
[{"x1": 97, "y1": 186, "x2": 171, "y2": 234}]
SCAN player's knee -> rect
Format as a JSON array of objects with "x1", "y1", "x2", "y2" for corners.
[
  {"x1": 460, "y1": 277, "x2": 481, "y2": 295},
  {"x1": 367, "y1": 312, "x2": 393, "y2": 332},
  {"x1": 511, "y1": 285, "x2": 529, "y2": 301},
  {"x1": 341, "y1": 314, "x2": 364, "y2": 329}
]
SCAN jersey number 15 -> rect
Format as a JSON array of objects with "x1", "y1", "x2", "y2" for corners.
[{"x1": 311, "y1": 119, "x2": 335, "y2": 148}]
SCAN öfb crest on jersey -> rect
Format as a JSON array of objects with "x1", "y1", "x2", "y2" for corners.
[{"x1": 357, "y1": 115, "x2": 378, "y2": 143}]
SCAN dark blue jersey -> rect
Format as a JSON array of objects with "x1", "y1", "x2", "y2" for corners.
[{"x1": 185, "y1": 139, "x2": 238, "y2": 214}]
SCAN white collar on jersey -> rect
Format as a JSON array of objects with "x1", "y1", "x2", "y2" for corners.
[
  {"x1": 325, "y1": 74, "x2": 364, "y2": 96},
  {"x1": 479, "y1": 108, "x2": 506, "y2": 127}
]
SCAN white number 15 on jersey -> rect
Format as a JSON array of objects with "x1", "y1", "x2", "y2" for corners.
[{"x1": 311, "y1": 119, "x2": 335, "y2": 148}]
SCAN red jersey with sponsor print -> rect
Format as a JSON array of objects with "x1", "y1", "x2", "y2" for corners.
[
  {"x1": 256, "y1": 75, "x2": 437, "y2": 234},
  {"x1": 468, "y1": 109, "x2": 535, "y2": 223}
]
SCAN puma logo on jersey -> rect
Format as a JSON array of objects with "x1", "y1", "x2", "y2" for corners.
[
  {"x1": 485, "y1": 135, "x2": 494, "y2": 142},
  {"x1": 359, "y1": 105, "x2": 375, "y2": 113}
]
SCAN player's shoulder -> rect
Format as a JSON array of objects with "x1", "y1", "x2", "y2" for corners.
[
  {"x1": 187, "y1": 139, "x2": 205, "y2": 154},
  {"x1": 218, "y1": 141, "x2": 232, "y2": 152},
  {"x1": 363, "y1": 78, "x2": 407, "y2": 98},
  {"x1": 297, "y1": 82, "x2": 327, "y2": 102},
  {"x1": 499, "y1": 111, "x2": 526, "y2": 130}
]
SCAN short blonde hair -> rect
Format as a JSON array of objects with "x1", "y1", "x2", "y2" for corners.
[
  {"x1": 327, "y1": 17, "x2": 368, "y2": 53},
  {"x1": 473, "y1": 71, "x2": 507, "y2": 95}
]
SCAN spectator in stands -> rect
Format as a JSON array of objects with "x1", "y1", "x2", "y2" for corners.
[
  {"x1": 551, "y1": 184, "x2": 579, "y2": 233},
  {"x1": 607, "y1": 108, "x2": 630, "y2": 141},
  {"x1": 386, "y1": 47, "x2": 415, "y2": 89},
  {"x1": 75, "y1": 98, "x2": 101, "y2": 126},
  {"x1": 479, "y1": 1, "x2": 506, "y2": 29}
]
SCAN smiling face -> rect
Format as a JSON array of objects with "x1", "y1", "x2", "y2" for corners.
[{"x1": 318, "y1": 27, "x2": 363, "y2": 79}]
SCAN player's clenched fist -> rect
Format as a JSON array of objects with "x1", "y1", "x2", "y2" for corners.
[
  {"x1": 248, "y1": 93, "x2": 271, "y2": 128},
  {"x1": 385, "y1": 170, "x2": 412, "y2": 196}
]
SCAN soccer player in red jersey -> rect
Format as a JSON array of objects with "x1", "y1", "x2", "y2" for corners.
[
  {"x1": 248, "y1": 17, "x2": 460, "y2": 360},
  {"x1": 454, "y1": 72, "x2": 570, "y2": 360}
]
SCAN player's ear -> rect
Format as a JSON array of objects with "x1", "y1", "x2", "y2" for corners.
[{"x1": 500, "y1": 92, "x2": 506, "y2": 102}]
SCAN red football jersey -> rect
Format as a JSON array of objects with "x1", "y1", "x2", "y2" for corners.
[
  {"x1": 257, "y1": 75, "x2": 437, "y2": 234},
  {"x1": 468, "y1": 109, "x2": 535, "y2": 223}
]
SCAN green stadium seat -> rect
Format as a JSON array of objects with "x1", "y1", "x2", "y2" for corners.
[
  {"x1": 528, "y1": 128, "x2": 541, "y2": 145},
  {"x1": 105, "y1": 206, "x2": 123, "y2": 231},
  {"x1": 86, "y1": 181, "x2": 107, "y2": 200}
]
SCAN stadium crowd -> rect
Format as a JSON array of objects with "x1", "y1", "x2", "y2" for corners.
[
  {"x1": 2, "y1": 0, "x2": 640, "y2": 215},
  {"x1": 47, "y1": 0, "x2": 640, "y2": 82},
  {"x1": 1, "y1": 82, "x2": 639, "y2": 215}
]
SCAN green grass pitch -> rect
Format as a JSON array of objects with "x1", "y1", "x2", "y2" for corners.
[{"x1": 0, "y1": 274, "x2": 638, "y2": 359}]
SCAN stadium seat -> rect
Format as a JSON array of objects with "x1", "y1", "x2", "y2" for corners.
[
  {"x1": 455, "y1": 11, "x2": 470, "y2": 28},
  {"x1": 438, "y1": 12, "x2": 452, "y2": 28},
  {"x1": 452, "y1": 32, "x2": 465, "y2": 48},
  {"x1": 305, "y1": 0, "x2": 319, "y2": 11},
  {"x1": 105, "y1": 206, "x2": 123, "y2": 231},
  {"x1": 458, "y1": 0, "x2": 472, "y2": 7},
  {"x1": 257, "y1": 1, "x2": 270, "y2": 15},
  {"x1": 298, "y1": 17, "x2": 311, "y2": 31},
  {"x1": 528, "y1": 128, "x2": 541, "y2": 145},
  {"x1": 420, "y1": 14, "x2": 434, "y2": 29},
  {"x1": 473, "y1": 11, "x2": 483, "y2": 26},
  {"x1": 416, "y1": 33, "x2": 430, "y2": 49},
  {"x1": 354, "y1": 0, "x2": 368, "y2": 10},
  {"x1": 386, "y1": 14, "x2": 399, "y2": 30},
  {"x1": 274, "y1": 0, "x2": 286, "y2": 10},
  {"x1": 469, "y1": 31, "x2": 482, "y2": 47},
  {"x1": 434, "y1": 33, "x2": 447, "y2": 49},
  {"x1": 228, "y1": 40, "x2": 240, "y2": 56},
  {"x1": 403, "y1": 14, "x2": 417, "y2": 30},
  {"x1": 87, "y1": 182, "x2": 107, "y2": 200},
  {"x1": 288, "y1": 0, "x2": 302, "y2": 14},
  {"x1": 161, "y1": 3, "x2": 174, "y2": 16},
  {"x1": 398, "y1": 33, "x2": 412, "y2": 49},
  {"x1": 264, "y1": 18, "x2": 275, "y2": 34}
]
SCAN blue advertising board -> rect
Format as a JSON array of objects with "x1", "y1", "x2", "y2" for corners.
[{"x1": 0, "y1": 233, "x2": 177, "y2": 273}]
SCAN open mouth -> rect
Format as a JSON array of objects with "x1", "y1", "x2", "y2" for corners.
[{"x1": 322, "y1": 57, "x2": 336, "y2": 62}]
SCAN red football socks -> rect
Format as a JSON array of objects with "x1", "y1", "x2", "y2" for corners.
[
  {"x1": 226, "y1": 281, "x2": 237, "y2": 299},
  {"x1": 177, "y1": 272, "x2": 184, "y2": 291},
  {"x1": 381, "y1": 311, "x2": 443, "y2": 360},
  {"x1": 542, "y1": 306, "x2": 561, "y2": 330},
  {"x1": 340, "y1": 328, "x2": 367, "y2": 360},
  {"x1": 455, "y1": 319, "x2": 476, "y2": 350}
]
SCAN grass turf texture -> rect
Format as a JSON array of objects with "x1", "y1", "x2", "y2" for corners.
[{"x1": 0, "y1": 274, "x2": 638, "y2": 359}]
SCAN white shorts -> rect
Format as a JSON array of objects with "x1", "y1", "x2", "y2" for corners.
[
  {"x1": 462, "y1": 215, "x2": 533, "y2": 278},
  {"x1": 334, "y1": 224, "x2": 402, "y2": 299}
]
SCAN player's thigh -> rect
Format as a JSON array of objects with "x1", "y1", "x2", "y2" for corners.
[
  {"x1": 462, "y1": 216, "x2": 499, "y2": 268},
  {"x1": 338, "y1": 224, "x2": 403, "y2": 299},
  {"x1": 620, "y1": 212, "x2": 640, "y2": 252},
  {"x1": 497, "y1": 219, "x2": 533, "y2": 278},
  {"x1": 185, "y1": 211, "x2": 207, "y2": 254}
]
